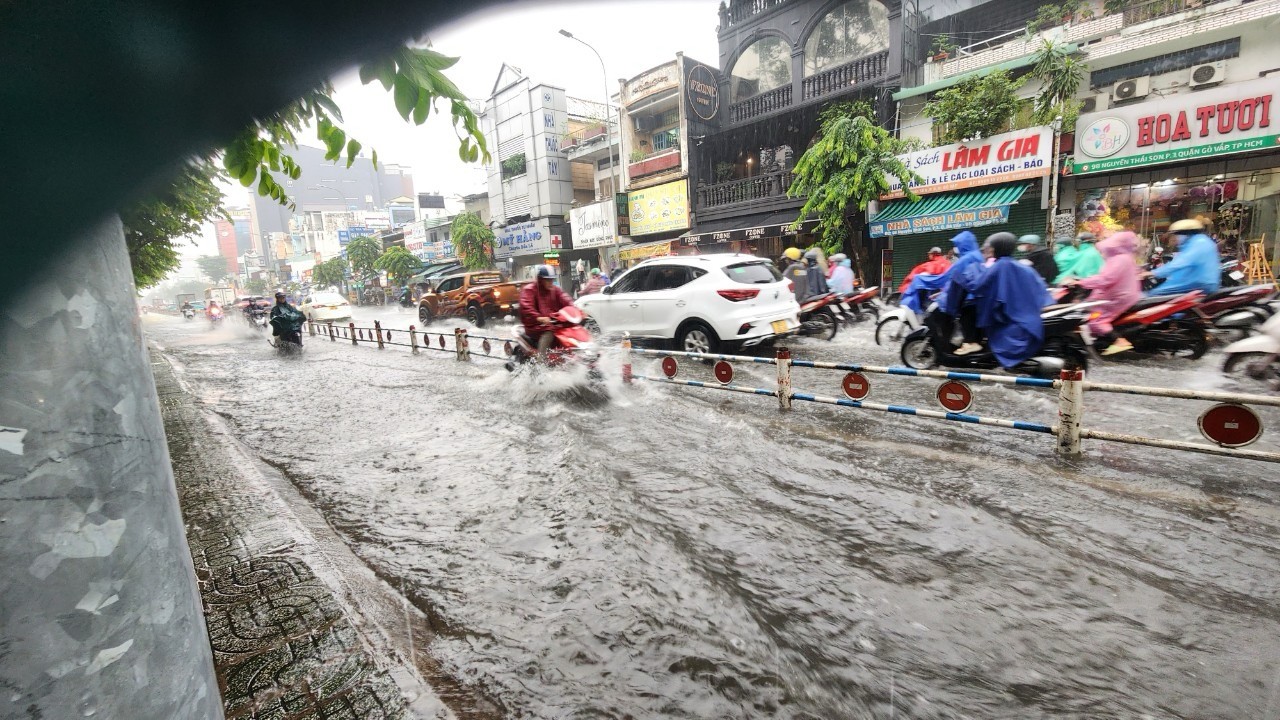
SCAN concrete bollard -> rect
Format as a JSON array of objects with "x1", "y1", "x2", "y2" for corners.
[
  {"x1": 621, "y1": 332, "x2": 632, "y2": 384},
  {"x1": 327, "y1": 322, "x2": 335, "y2": 342},
  {"x1": 1056, "y1": 368, "x2": 1084, "y2": 456},
  {"x1": 776, "y1": 346, "x2": 792, "y2": 411},
  {"x1": 374, "y1": 320, "x2": 385, "y2": 349},
  {"x1": 349, "y1": 322, "x2": 357, "y2": 346},
  {"x1": 409, "y1": 325, "x2": 419, "y2": 354},
  {"x1": 455, "y1": 327, "x2": 471, "y2": 362}
]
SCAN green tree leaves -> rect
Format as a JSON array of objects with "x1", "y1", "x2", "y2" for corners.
[
  {"x1": 373, "y1": 246, "x2": 423, "y2": 284},
  {"x1": 450, "y1": 212, "x2": 496, "y2": 271},
  {"x1": 924, "y1": 70, "x2": 1024, "y2": 144},
  {"x1": 121, "y1": 160, "x2": 226, "y2": 289},
  {"x1": 345, "y1": 235, "x2": 382, "y2": 281},
  {"x1": 311, "y1": 257, "x2": 348, "y2": 289},
  {"x1": 1029, "y1": 39, "x2": 1084, "y2": 131},
  {"x1": 788, "y1": 104, "x2": 922, "y2": 257},
  {"x1": 196, "y1": 255, "x2": 233, "y2": 284}
]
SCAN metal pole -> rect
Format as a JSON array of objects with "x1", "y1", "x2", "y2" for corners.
[
  {"x1": 455, "y1": 328, "x2": 471, "y2": 362},
  {"x1": 1045, "y1": 115, "x2": 1063, "y2": 242},
  {"x1": 776, "y1": 346, "x2": 793, "y2": 411},
  {"x1": 374, "y1": 320, "x2": 385, "y2": 349},
  {"x1": 349, "y1": 321, "x2": 357, "y2": 346},
  {"x1": 409, "y1": 324, "x2": 419, "y2": 354},
  {"x1": 560, "y1": 30, "x2": 621, "y2": 263},
  {"x1": 1056, "y1": 368, "x2": 1083, "y2": 456}
]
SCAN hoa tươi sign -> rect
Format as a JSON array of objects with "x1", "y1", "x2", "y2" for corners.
[
  {"x1": 1073, "y1": 76, "x2": 1279, "y2": 174},
  {"x1": 881, "y1": 127, "x2": 1054, "y2": 199}
]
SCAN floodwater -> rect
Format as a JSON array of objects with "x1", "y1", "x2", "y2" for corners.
[{"x1": 148, "y1": 308, "x2": 1280, "y2": 719}]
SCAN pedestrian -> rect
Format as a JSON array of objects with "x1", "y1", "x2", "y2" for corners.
[{"x1": 575, "y1": 257, "x2": 587, "y2": 284}]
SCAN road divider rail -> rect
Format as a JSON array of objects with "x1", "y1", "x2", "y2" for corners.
[{"x1": 304, "y1": 321, "x2": 1280, "y2": 465}]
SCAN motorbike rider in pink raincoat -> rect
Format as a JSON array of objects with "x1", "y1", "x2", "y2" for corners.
[{"x1": 1071, "y1": 231, "x2": 1143, "y2": 355}]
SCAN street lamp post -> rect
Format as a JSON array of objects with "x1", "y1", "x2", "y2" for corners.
[{"x1": 559, "y1": 29, "x2": 623, "y2": 263}]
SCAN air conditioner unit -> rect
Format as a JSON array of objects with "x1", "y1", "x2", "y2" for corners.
[
  {"x1": 634, "y1": 115, "x2": 655, "y2": 132},
  {"x1": 1111, "y1": 76, "x2": 1151, "y2": 104},
  {"x1": 1189, "y1": 61, "x2": 1226, "y2": 88},
  {"x1": 1080, "y1": 93, "x2": 1109, "y2": 114}
]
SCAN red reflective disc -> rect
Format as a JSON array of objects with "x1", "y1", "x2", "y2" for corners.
[
  {"x1": 483, "y1": 340, "x2": 492, "y2": 354},
  {"x1": 936, "y1": 380, "x2": 973, "y2": 412},
  {"x1": 662, "y1": 356, "x2": 678, "y2": 378},
  {"x1": 503, "y1": 341, "x2": 513, "y2": 355},
  {"x1": 842, "y1": 371, "x2": 870, "y2": 400},
  {"x1": 1198, "y1": 403, "x2": 1263, "y2": 447},
  {"x1": 439, "y1": 335, "x2": 446, "y2": 348},
  {"x1": 714, "y1": 360, "x2": 734, "y2": 384}
]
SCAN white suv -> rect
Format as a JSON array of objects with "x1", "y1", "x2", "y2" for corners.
[{"x1": 576, "y1": 254, "x2": 801, "y2": 353}]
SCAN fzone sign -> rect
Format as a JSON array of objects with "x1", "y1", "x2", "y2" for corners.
[
  {"x1": 1073, "y1": 76, "x2": 1280, "y2": 174},
  {"x1": 882, "y1": 127, "x2": 1053, "y2": 199}
]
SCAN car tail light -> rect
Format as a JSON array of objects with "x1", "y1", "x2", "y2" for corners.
[
  {"x1": 717, "y1": 288, "x2": 759, "y2": 302},
  {"x1": 738, "y1": 323, "x2": 752, "y2": 334},
  {"x1": 786, "y1": 280, "x2": 795, "y2": 294}
]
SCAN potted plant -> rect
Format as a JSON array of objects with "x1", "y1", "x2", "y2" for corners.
[
  {"x1": 629, "y1": 149, "x2": 645, "y2": 163},
  {"x1": 930, "y1": 34, "x2": 958, "y2": 61}
]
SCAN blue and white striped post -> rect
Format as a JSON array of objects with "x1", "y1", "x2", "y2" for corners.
[
  {"x1": 776, "y1": 346, "x2": 792, "y2": 411},
  {"x1": 1057, "y1": 368, "x2": 1084, "y2": 456}
]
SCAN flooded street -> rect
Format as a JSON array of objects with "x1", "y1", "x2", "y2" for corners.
[{"x1": 148, "y1": 310, "x2": 1280, "y2": 719}]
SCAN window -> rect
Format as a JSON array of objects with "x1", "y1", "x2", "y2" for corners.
[
  {"x1": 652, "y1": 129, "x2": 679, "y2": 151},
  {"x1": 647, "y1": 266, "x2": 704, "y2": 291},
  {"x1": 804, "y1": 0, "x2": 890, "y2": 76},
  {"x1": 436, "y1": 277, "x2": 463, "y2": 293},
  {"x1": 656, "y1": 108, "x2": 679, "y2": 127},
  {"x1": 1090, "y1": 38, "x2": 1239, "y2": 88},
  {"x1": 611, "y1": 268, "x2": 651, "y2": 293},
  {"x1": 729, "y1": 36, "x2": 792, "y2": 102},
  {"x1": 723, "y1": 261, "x2": 782, "y2": 284}
]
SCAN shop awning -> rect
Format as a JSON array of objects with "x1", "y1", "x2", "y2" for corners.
[
  {"x1": 869, "y1": 184, "x2": 1028, "y2": 238},
  {"x1": 682, "y1": 211, "x2": 820, "y2": 246},
  {"x1": 618, "y1": 239, "x2": 674, "y2": 261},
  {"x1": 892, "y1": 44, "x2": 1078, "y2": 102}
]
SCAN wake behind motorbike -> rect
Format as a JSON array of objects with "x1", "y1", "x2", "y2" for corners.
[
  {"x1": 506, "y1": 306, "x2": 601, "y2": 380},
  {"x1": 899, "y1": 301, "x2": 1100, "y2": 377}
]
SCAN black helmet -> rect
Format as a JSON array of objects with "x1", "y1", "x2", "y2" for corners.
[
  {"x1": 274, "y1": 291, "x2": 286, "y2": 299},
  {"x1": 534, "y1": 265, "x2": 555, "y2": 280},
  {"x1": 986, "y1": 232, "x2": 1018, "y2": 258}
]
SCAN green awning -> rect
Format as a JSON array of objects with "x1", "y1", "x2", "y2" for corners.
[
  {"x1": 869, "y1": 184, "x2": 1029, "y2": 238},
  {"x1": 892, "y1": 44, "x2": 1078, "y2": 101}
]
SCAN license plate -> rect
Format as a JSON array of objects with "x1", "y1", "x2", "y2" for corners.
[
  {"x1": 771, "y1": 320, "x2": 789, "y2": 333},
  {"x1": 1230, "y1": 271, "x2": 1245, "y2": 280}
]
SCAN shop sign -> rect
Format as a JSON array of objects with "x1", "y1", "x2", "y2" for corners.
[
  {"x1": 882, "y1": 127, "x2": 1054, "y2": 199},
  {"x1": 1073, "y1": 76, "x2": 1280, "y2": 174},
  {"x1": 880, "y1": 249, "x2": 893, "y2": 289},
  {"x1": 615, "y1": 192, "x2": 631, "y2": 236},
  {"x1": 681, "y1": 219, "x2": 818, "y2": 245},
  {"x1": 623, "y1": 63, "x2": 678, "y2": 105},
  {"x1": 684, "y1": 59, "x2": 721, "y2": 125},
  {"x1": 495, "y1": 219, "x2": 552, "y2": 259},
  {"x1": 628, "y1": 179, "x2": 690, "y2": 236},
  {"x1": 868, "y1": 205, "x2": 1010, "y2": 238},
  {"x1": 570, "y1": 199, "x2": 618, "y2": 249},
  {"x1": 363, "y1": 212, "x2": 391, "y2": 229},
  {"x1": 619, "y1": 240, "x2": 673, "y2": 261}
]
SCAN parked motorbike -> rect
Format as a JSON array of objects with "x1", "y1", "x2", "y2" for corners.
[
  {"x1": 1221, "y1": 310, "x2": 1280, "y2": 386},
  {"x1": 899, "y1": 300, "x2": 1101, "y2": 377},
  {"x1": 506, "y1": 306, "x2": 601, "y2": 379},
  {"x1": 796, "y1": 293, "x2": 842, "y2": 340}
]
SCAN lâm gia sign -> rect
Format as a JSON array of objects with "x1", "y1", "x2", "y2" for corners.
[
  {"x1": 881, "y1": 127, "x2": 1053, "y2": 199},
  {"x1": 1073, "y1": 76, "x2": 1279, "y2": 174}
]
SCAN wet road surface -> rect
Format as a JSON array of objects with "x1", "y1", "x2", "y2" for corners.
[{"x1": 148, "y1": 309, "x2": 1280, "y2": 719}]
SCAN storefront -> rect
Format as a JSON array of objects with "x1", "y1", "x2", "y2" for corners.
[
  {"x1": 568, "y1": 198, "x2": 624, "y2": 287},
  {"x1": 494, "y1": 218, "x2": 569, "y2": 280},
  {"x1": 1068, "y1": 76, "x2": 1280, "y2": 265},
  {"x1": 869, "y1": 126, "x2": 1055, "y2": 285},
  {"x1": 680, "y1": 213, "x2": 820, "y2": 260}
]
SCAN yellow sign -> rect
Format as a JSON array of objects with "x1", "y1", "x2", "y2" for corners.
[
  {"x1": 619, "y1": 240, "x2": 673, "y2": 261},
  {"x1": 627, "y1": 180, "x2": 689, "y2": 236}
]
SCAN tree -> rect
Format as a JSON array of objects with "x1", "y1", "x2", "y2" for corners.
[
  {"x1": 312, "y1": 257, "x2": 347, "y2": 290},
  {"x1": 196, "y1": 255, "x2": 233, "y2": 284},
  {"x1": 1029, "y1": 39, "x2": 1085, "y2": 131},
  {"x1": 788, "y1": 102, "x2": 923, "y2": 265},
  {"x1": 345, "y1": 236, "x2": 382, "y2": 281},
  {"x1": 450, "y1": 212, "x2": 496, "y2": 270},
  {"x1": 374, "y1": 246, "x2": 422, "y2": 285},
  {"x1": 244, "y1": 278, "x2": 269, "y2": 296},
  {"x1": 121, "y1": 46, "x2": 488, "y2": 287},
  {"x1": 924, "y1": 70, "x2": 1024, "y2": 143},
  {"x1": 122, "y1": 161, "x2": 226, "y2": 289}
]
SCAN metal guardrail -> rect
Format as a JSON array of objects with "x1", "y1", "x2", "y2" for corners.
[{"x1": 304, "y1": 321, "x2": 1280, "y2": 465}]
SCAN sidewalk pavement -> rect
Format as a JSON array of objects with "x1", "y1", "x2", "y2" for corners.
[{"x1": 153, "y1": 347, "x2": 454, "y2": 720}]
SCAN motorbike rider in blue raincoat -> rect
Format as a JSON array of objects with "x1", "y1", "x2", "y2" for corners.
[
  {"x1": 1145, "y1": 218, "x2": 1220, "y2": 296},
  {"x1": 934, "y1": 230, "x2": 985, "y2": 354},
  {"x1": 969, "y1": 233, "x2": 1055, "y2": 369}
]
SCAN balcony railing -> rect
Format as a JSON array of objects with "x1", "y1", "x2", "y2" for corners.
[
  {"x1": 628, "y1": 149, "x2": 681, "y2": 180},
  {"x1": 697, "y1": 171, "x2": 797, "y2": 210},
  {"x1": 562, "y1": 124, "x2": 610, "y2": 150},
  {"x1": 719, "y1": 0, "x2": 789, "y2": 31},
  {"x1": 731, "y1": 84, "x2": 793, "y2": 124},
  {"x1": 801, "y1": 50, "x2": 890, "y2": 101},
  {"x1": 1124, "y1": 0, "x2": 1227, "y2": 24}
]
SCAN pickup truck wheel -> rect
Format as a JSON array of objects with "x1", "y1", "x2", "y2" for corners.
[
  {"x1": 467, "y1": 304, "x2": 486, "y2": 328},
  {"x1": 418, "y1": 306, "x2": 432, "y2": 325}
]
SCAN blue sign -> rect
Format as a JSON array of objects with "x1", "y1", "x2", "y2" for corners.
[
  {"x1": 869, "y1": 205, "x2": 1012, "y2": 238},
  {"x1": 347, "y1": 226, "x2": 370, "y2": 239},
  {"x1": 337, "y1": 230, "x2": 350, "y2": 246}
]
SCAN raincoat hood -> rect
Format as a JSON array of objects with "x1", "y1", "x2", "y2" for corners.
[
  {"x1": 1099, "y1": 231, "x2": 1137, "y2": 259},
  {"x1": 951, "y1": 231, "x2": 978, "y2": 256}
]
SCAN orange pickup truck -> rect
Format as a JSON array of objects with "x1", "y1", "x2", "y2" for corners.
[{"x1": 417, "y1": 271, "x2": 527, "y2": 327}]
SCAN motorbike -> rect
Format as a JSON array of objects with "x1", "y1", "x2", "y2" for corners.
[
  {"x1": 831, "y1": 285, "x2": 881, "y2": 326},
  {"x1": 207, "y1": 306, "x2": 224, "y2": 326},
  {"x1": 1213, "y1": 298, "x2": 1280, "y2": 344},
  {"x1": 182, "y1": 307, "x2": 194, "y2": 320},
  {"x1": 899, "y1": 300, "x2": 1102, "y2": 377},
  {"x1": 505, "y1": 306, "x2": 601, "y2": 378},
  {"x1": 1201, "y1": 285, "x2": 1277, "y2": 344},
  {"x1": 1058, "y1": 285, "x2": 1211, "y2": 359},
  {"x1": 1221, "y1": 310, "x2": 1280, "y2": 386},
  {"x1": 268, "y1": 308, "x2": 305, "y2": 355},
  {"x1": 796, "y1": 293, "x2": 843, "y2": 340},
  {"x1": 245, "y1": 304, "x2": 269, "y2": 330}
]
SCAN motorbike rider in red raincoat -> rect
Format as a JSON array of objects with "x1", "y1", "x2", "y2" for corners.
[{"x1": 519, "y1": 265, "x2": 576, "y2": 357}]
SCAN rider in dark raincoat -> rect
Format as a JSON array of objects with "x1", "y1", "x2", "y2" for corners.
[
  {"x1": 969, "y1": 233, "x2": 1055, "y2": 368},
  {"x1": 269, "y1": 291, "x2": 306, "y2": 347}
]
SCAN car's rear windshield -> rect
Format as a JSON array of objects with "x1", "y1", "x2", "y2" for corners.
[
  {"x1": 471, "y1": 273, "x2": 503, "y2": 285},
  {"x1": 722, "y1": 261, "x2": 782, "y2": 284}
]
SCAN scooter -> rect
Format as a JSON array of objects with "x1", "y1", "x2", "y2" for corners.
[
  {"x1": 1103, "y1": 290, "x2": 1210, "y2": 359},
  {"x1": 1213, "y1": 298, "x2": 1279, "y2": 344},
  {"x1": 182, "y1": 307, "x2": 195, "y2": 320},
  {"x1": 506, "y1": 306, "x2": 601, "y2": 377},
  {"x1": 899, "y1": 300, "x2": 1101, "y2": 377},
  {"x1": 875, "y1": 303, "x2": 921, "y2": 346},
  {"x1": 207, "y1": 306, "x2": 224, "y2": 326},
  {"x1": 1202, "y1": 286, "x2": 1277, "y2": 344},
  {"x1": 1221, "y1": 311, "x2": 1280, "y2": 386},
  {"x1": 267, "y1": 309, "x2": 305, "y2": 356},
  {"x1": 832, "y1": 286, "x2": 881, "y2": 326},
  {"x1": 796, "y1": 293, "x2": 842, "y2": 340}
]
